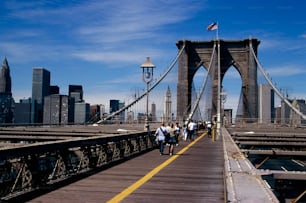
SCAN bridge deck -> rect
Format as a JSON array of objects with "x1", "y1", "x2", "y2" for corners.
[{"x1": 28, "y1": 133, "x2": 225, "y2": 203}]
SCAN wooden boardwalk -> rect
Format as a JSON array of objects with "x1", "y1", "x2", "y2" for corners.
[{"x1": 28, "y1": 133, "x2": 224, "y2": 203}]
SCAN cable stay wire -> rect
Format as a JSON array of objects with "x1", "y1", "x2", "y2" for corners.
[
  {"x1": 96, "y1": 43, "x2": 186, "y2": 124},
  {"x1": 250, "y1": 46, "x2": 306, "y2": 120},
  {"x1": 185, "y1": 43, "x2": 217, "y2": 123}
]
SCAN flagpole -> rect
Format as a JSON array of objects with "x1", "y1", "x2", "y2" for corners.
[
  {"x1": 216, "y1": 21, "x2": 219, "y2": 40},
  {"x1": 206, "y1": 21, "x2": 221, "y2": 139},
  {"x1": 216, "y1": 21, "x2": 221, "y2": 140}
]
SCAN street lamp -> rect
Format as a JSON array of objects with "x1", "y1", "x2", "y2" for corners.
[{"x1": 140, "y1": 56, "x2": 155, "y2": 131}]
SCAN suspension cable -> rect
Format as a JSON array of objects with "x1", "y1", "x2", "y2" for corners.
[
  {"x1": 250, "y1": 46, "x2": 306, "y2": 120},
  {"x1": 96, "y1": 43, "x2": 186, "y2": 124}
]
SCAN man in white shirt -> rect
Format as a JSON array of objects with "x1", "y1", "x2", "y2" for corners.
[
  {"x1": 155, "y1": 123, "x2": 167, "y2": 155},
  {"x1": 188, "y1": 120, "x2": 197, "y2": 141}
]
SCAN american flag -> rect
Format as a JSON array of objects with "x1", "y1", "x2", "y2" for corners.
[{"x1": 207, "y1": 22, "x2": 218, "y2": 31}]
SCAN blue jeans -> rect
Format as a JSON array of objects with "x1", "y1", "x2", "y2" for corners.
[
  {"x1": 190, "y1": 130, "x2": 195, "y2": 140},
  {"x1": 158, "y1": 140, "x2": 164, "y2": 154}
]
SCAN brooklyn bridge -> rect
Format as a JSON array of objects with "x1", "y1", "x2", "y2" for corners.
[{"x1": 1, "y1": 39, "x2": 306, "y2": 203}]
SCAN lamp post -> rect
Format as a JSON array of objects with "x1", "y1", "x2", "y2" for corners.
[{"x1": 141, "y1": 57, "x2": 155, "y2": 131}]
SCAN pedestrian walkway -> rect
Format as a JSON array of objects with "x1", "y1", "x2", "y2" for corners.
[{"x1": 28, "y1": 132, "x2": 224, "y2": 203}]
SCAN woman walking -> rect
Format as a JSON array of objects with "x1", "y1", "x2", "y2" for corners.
[{"x1": 168, "y1": 123, "x2": 176, "y2": 156}]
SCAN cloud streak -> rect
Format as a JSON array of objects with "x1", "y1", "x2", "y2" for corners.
[
  {"x1": 265, "y1": 65, "x2": 306, "y2": 77},
  {"x1": 1, "y1": 0, "x2": 201, "y2": 66}
]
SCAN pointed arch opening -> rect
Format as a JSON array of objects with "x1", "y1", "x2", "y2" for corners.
[
  {"x1": 191, "y1": 66, "x2": 211, "y2": 121},
  {"x1": 222, "y1": 66, "x2": 242, "y2": 124}
]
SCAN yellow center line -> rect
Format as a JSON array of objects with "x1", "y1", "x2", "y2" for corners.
[{"x1": 107, "y1": 132, "x2": 206, "y2": 203}]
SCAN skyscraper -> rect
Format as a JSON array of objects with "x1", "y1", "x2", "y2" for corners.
[
  {"x1": 14, "y1": 98, "x2": 32, "y2": 124},
  {"x1": 90, "y1": 105, "x2": 101, "y2": 123},
  {"x1": 151, "y1": 102, "x2": 156, "y2": 122},
  {"x1": 43, "y1": 94, "x2": 70, "y2": 125},
  {"x1": 162, "y1": 86, "x2": 172, "y2": 123},
  {"x1": 32, "y1": 68, "x2": 50, "y2": 123},
  {"x1": 32, "y1": 68, "x2": 50, "y2": 104},
  {"x1": 68, "y1": 85, "x2": 85, "y2": 123},
  {"x1": 110, "y1": 99, "x2": 119, "y2": 113},
  {"x1": 258, "y1": 84, "x2": 275, "y2": 124},
  {"x1": 74, "y1": 102, "x2": 90, "y2": 124},
  {"x1": 0, "y1": 58, "x2": 14, "y2": 123},
  {"x1": 0, "y1": 57, "x2": 11, "y2": 93},
  {"x1": 49, "y1": 85, "x2": 59, "y2": 94},
  {"x1": 119, "y1": 101, "x2": 125, "y2": 122},
  {"x1": 69, "y1": 85, "x2": 83, "y2": 102},
  {"x1": 109, "y1": 99, "x2": 125, "y2": 123}
]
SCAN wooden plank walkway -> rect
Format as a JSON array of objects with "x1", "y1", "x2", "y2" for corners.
[{"x1": 28, "y1": 133, "x2": 224, "y2": 203}]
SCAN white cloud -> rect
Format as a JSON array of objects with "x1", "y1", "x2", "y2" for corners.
[
  {"x1": 259, "y1": 35, "x2": 306, "y2": 53},
  {"x1": 2, "y1": 0, "x2": 199, "y2": 66},
  {"x1": 72, "y1": 51, "x2": 144, "y2": 64},
  {"x1": 259, "y1": 38, "x2": 283, "y2": 50},
  {"x1": 265, "y1": 65, "x2": 306, "y2": 77}
]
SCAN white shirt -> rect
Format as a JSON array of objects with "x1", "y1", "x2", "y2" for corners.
[
  {"x1": 188, "y1": 122, "x2": 196, "y2": 131},
  {"x1": 155, "y1": 126, "x2": 166, "y2": 141}
]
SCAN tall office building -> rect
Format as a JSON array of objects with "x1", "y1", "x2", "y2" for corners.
[
  {"x1": 90, "y1": 104, "x2": 101, "y2": 123},
  {"x1": 32, "y1": 68, "x2": 50, "y2": 104},
  {"x1": 151, "y1": 102, "x2": 156, "y2": 122},
  {"x1": 274, "y1": 105, "x2": 281, "y2": 124},
  {"x1": 14, "y1": 98, "x2": 32, "y2": 124},
  {"x1": 109, "y1": 100, "x2": 125, "y2": 123},
  {"x1": 43, "y1": 94, "x2": 70, "y2": 125},
  {"x1": 100, "y1": 104, "x2": 106, "y2": 120},
  {"x1": 74, "y1": 102, "x2": 90, "y2": 124},
  {"x1": 281, "y1": 99, "x2": 291, "y2": 125},
  {"x1": 68, "y1": 85, "x2": 85, "y2": 123},
  {"x1": 0, "y1": 57, "x2": 11, "y2": 93},
  {"x1": 0, "y1": 58, "x2": 14, "y2": 123},
  {"x1": 258, "y1": 84, "x2": 275, "y2": 124},
  {"x1": 162, "y1": 86, "x2": 172, "y2": 123},
  {"x1": 49, "y1": 85, "x2": 59, "y2": 94},
  {"x1": 32, "y1": 68, "x2": 50, "y2": 123},
  {"x1": 119, "y1": 101, "x2": 125, "y2": 122},
  {"x1": 290, "y1": 99, "x2": 306, "y2": 127},
  {"x1": 110, "y1": 99, "x2": 119, "y2": 113},
  {"x1": 69, "y1": 85, "x2": 83, "y2": 102}
]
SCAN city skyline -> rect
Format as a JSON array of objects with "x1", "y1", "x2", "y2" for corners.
[{"x1": 0, "y1": 0, "x2": 306, "y2": 115}]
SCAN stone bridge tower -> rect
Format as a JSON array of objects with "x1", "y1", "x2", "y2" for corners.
[{"x1": 176, "y1": 38, "x2": 260, "y2": 122}]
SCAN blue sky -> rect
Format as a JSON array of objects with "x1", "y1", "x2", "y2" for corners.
[{"x1": 0, "y1": 0, "x2": 306, "y2": 116}]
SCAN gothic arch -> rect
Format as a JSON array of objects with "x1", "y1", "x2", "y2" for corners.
[{"x1": 176, "y1": 38, "x2": 260, "y2": 122}]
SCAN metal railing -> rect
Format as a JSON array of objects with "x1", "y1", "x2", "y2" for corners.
[{"x1": 0, "y1": 131, "x2": 157, "y2": 201}]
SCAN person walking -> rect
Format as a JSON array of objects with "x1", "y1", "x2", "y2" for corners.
[
  {"x1": 165, "y1": 122, "x2": 171, "y2": 145},
  {"x1": 183, "y1": 124, "x2": 188, "y2": 141},
  {"x1": 168, "y1": 123, "x2": 176, "y2": 156},
  {"x1": 188, "y1": 119, "x2": 197, "y2": 141},
  {"x1": 207, "y1": 121, "x2": 212, "y2": 138},
  {"x1": 175, "y1": 122, "x2": 181, "y2": 146},
  {"x1": 155, "y1": 123, "x2": 166, "y2": 155}
]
